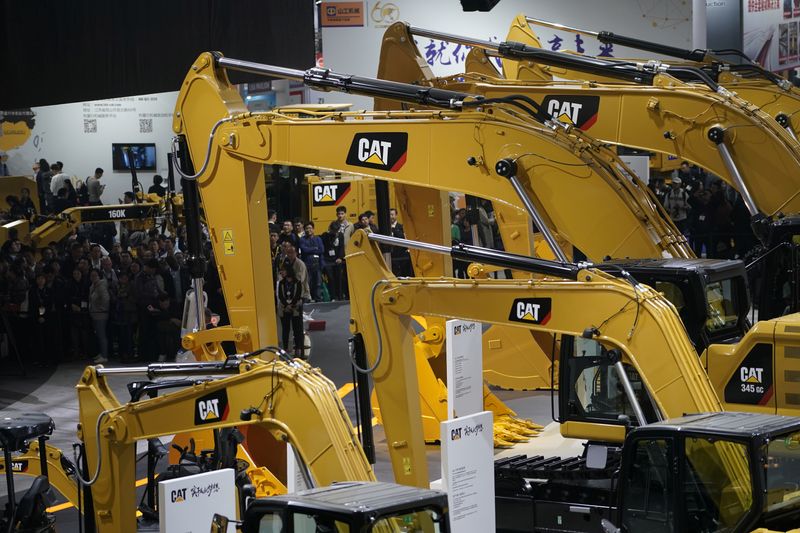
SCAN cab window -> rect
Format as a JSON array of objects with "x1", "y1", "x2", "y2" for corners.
[
  {"x1": 293, "y1": 514, "x2": 350, "y2": 532},
  {"x1": 258, "y1": 513, "x2": 350, "y2": 533},
  {"x1": 258, "y1": 513, "x2": 283, "y2": 533},
  {"x1": 705, "y1": 279, "x2": 739, "y2": 332},
  {"x1": 683, "y1": 437, "x2": 752, "y2": 532},
  {"x1": 561, "y1": 336, "x2": 657, "y2": 425},
  {"x1": 765, "y1": 431, "x2": 800, "y2": 514}
]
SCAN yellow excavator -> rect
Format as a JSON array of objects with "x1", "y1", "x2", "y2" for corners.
[
  {"x1": 346, "y1": 226, "x2": 800, "y2": 532},
  {"x1": 10, "y1": 152, "x2": 183, "y2": 251},
  {"x1": 180, "y1": 51, "x2": 713, "y2": 446},
  {"x1": 376, "y1": 21, "x2": 800, "y2": 234},
  {"x1": 377, "y1": 18, "x2": 800, "y2": 325}
]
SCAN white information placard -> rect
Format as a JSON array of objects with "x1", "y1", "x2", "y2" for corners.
[
  {"x1": 440, "y1": 411, "x2": 495, "y2": 531},
  {"x1": 159, "y1": 468, "x2": 236, "y2": 533},
  {"x1": 445, "y1": 319, "x2": 483, "y2": 419},
  {"x1": 617, "y1": 154, "x2": 650, "y2": 185},
  {"x1": 286, "y1": 443, "x2": 309, "y2": 493}
]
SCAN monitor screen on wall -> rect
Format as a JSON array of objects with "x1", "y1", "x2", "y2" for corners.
[{"x1": 112, "y1": 143, "x2": 156, "y2": 171}]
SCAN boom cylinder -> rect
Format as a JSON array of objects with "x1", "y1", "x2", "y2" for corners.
[
  {"x1": 366, "y1": 232, "x2": 581, "y2": 279},
  {"x1": 216, "y1": 56, "x2": 474, "y2": 109}
]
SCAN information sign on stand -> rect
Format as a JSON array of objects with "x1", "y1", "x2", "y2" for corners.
[
  {"x1": 440, "y1": 411, "x2": 495, "y2": 531},
  {"x1": 445, "y1": 319, "x2": 483, "y2": 418},
  {"x1": 442, "y1": 319, "x2": 494, "y2": 530},
  {"x1": 159, "y1": 469, "x2": 236, "y2": 533}
]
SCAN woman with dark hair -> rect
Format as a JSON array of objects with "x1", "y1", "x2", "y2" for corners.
[{"x1": 35, "y1": 158, "x2": 53, "y2": 214}]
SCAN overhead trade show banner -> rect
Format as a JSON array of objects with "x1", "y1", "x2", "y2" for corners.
[
  {"x1": 159, "y1": 469, "x2": 236, "y2": 533},
  {"x1": 743, "y1": 0, "x2": 800, "y2": 72},
  {"x1": 445, "y1": 319, "x2": 483, "y2": 418},
  {"x1": 314, "y1": 0, "x2": 695, "y2": 110},
  {"x1": 440, "y1": 411, "x2": 495, "y2": 531}
]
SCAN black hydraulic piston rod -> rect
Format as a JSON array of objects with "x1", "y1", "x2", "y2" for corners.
[
  {"x1": 524, "y1": 17, "x2": 708, "y2": 62},
  {"x1": 216, "y1": 55, "x2": 475, "y2": 110},
  {"x1": 95, "y1": 360, "x2": 243, "y2": 378},
  {"x1": 366, "y1": 232, "x2": 582, "y2": 280},
  {"x1": 215, "y1": 55, "x2": 552, "y2": 123},
  {"x1": 407, "y1": 25, "x2": 720, "y2": 91},
  {"x1": 350, "y1": 335, "x2": 376, "y2": 464},
  {"x1": 175, "y1": 135, "x2": 208, "y2": 332},
  {"x1": 524, "y1": 17, "x2": 790, "y2": 89}
]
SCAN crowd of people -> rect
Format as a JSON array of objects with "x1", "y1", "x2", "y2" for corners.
[
  {"x1": 3, "y1": 158, "x2": 169, "y2": 221},
  {"x1": 0, "y1": 157, "x2": 199, "y2": 371},
  {"x1": 649, "y1": 161, "x2": 757, "y2": 259},
  {"x1": 0, "y1": 230, "x2": 190, "y2": 369}
]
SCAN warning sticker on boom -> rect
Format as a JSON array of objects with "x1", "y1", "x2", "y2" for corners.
[{"x1": 222, "y1": 229, "x2": 234, "y2": 256}]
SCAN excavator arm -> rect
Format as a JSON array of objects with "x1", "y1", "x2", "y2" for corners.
[
  {"x1": 345, "y1": 228, "x2": 723, "y2": 466},
  {"x1": 183, "y1": 54, "x2": 687, "y2": 262},
  {"x1": 76, "y1": 359, "x2": 375, "y2": 533},
  {"x1": 377, "y1": 22, "x2": 800, "y2": 221},
  {"x1": 509, "y1": 14, "x2": 800, "y2": 138},
  {"x1": 27, "y1": 202, "x2": 161, "y2": 248},
  {"x1": 0, "y1": 442, "x2": 80, "y2": 510}
]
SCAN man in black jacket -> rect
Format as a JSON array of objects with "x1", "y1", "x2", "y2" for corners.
[{"x1": 389, "y1": 208, "x2": 412, "y2": 277}]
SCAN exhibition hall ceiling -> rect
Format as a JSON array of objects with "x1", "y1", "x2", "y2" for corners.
[{"x1": 0, "y1": 1, "x2": 315, "y2": 108}]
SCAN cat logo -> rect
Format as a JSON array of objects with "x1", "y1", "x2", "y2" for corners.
[
  {"x1": 508, "y1": 298, "x2": 552, "y2": 325},
  {"x1": 724, "y1": 343, "x2": 774, "y2": 406},
  {"x1": 346, "y1": 133, "x2": 408, "y2": 172},
  {"x1": 10, "y1": 460, "x2": 28, "y2": 473},
  {"x1": 450, "y1": 428, "x2": 461, "y2": 441},
  {"x1": 311, "y1": 183, "x2": 351, "y2": 207},
  {"x1": 540, "y1": 95, "x2": 600, "y2": 131},
  {"x1": 740, "y1": 367, "x2": 764, "y2": 384},
  {"x1": 194, "y1": 389, "x2": 229, "y2": 425},
  {"x1": 170, "y1": 488, "x2": 186, "y2": 503}
]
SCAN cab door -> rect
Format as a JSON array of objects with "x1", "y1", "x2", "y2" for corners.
[{"x1": 617, "y1": 437, "x2": 676, "y2": 533}]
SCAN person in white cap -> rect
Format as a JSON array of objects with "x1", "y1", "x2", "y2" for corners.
[{"x1": 664, "y1": 176, "x2": 690, "y2": 234}]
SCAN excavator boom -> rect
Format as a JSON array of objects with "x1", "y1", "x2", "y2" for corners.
[
  {"x1": 76, "y1": 358, "x2": 375, "y2": 532},
  {"x1": 377, "y1": 22, "x2": 800, "y2": 221},
  {"x1": 346, "y1": 229, "x2": 722, "y2": 441}
]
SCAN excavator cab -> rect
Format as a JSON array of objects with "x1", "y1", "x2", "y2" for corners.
[
  {"x1": 614, "y1": 412, "x2": 800, "y2": 533},
  {"x1": 496, "y1": 412, "x2": 800, "y2": 532},
  {"x1": 240, "y1": 482, "x2": 449, "y2": 533},
  {"x1": 598, "y1": 258, "x2": 751, "y2": 352},
  {"x1": 750, "y1": 216, "x2": 800, "y2": 321}
]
